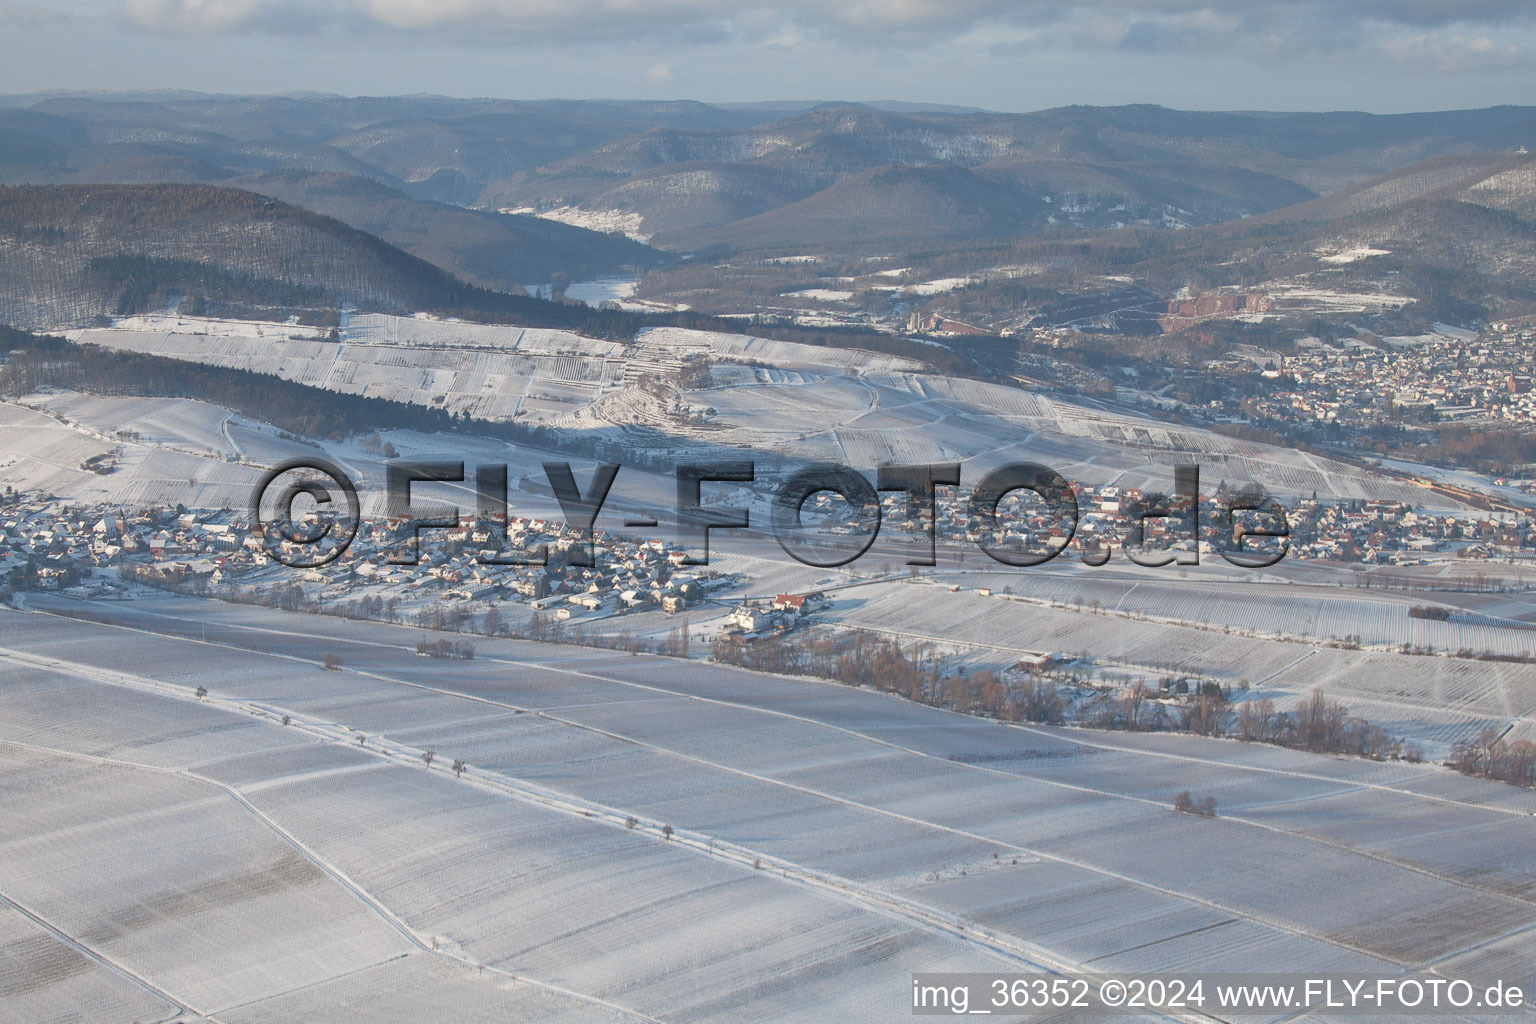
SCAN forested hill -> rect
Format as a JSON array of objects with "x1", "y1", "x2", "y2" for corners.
[
  {"x1": 0, "y1": 183, "x2": 651, "y2": 335},
  {"x1": 0, "y1": 183, "x2": 994, "y2": 372}
]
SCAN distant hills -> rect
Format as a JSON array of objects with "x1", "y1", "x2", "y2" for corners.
[
  {"x1": 0, "y1": 96, "x2": 713, "y2": 289},
  {"x1": 0, "y1": 183, "x2": 470, "y2": 327},
  {"x1": 3, "y1": 93, "x2": 1536, "y2": 330},
  {"x1": 0, "y1": 183, "x2": 665, "y2": 333},
  {"x1": 485, "y1": 103, "x2": 1536, "y2": 249},
  {"x1": 8, "y1": 94, "x2": 1536, "y2": 256},
  {"x1": 1091, "y1": 151, "x2": 1536, "y2": 315},
  {"x1": 219, "y1": 170, "x2": 660, "y2": 293}
]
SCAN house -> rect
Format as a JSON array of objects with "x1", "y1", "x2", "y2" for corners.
[
  {"x1": 729, "y1": 605, "x2": 773, "y2": 632},
  {"x1": 1013, "y1": 652, "x2": 1062, "y2": 674},
  {"x1": 772, "y1": 593, "x2": 807, "y2": 614}
]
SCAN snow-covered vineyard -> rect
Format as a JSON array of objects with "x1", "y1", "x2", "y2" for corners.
[
  {"x1": 66, "y1": 316, "x2": 920, "y2": 429},
  {"x1": 0, "y1": 389, "x2": 622, "y2": 515},
  {"x1": 71, "y1": 317, "x2": 630, "y2": 424},
  {"x1": 836, "y1": 580, "x2": 1536, "y2": 752},
  {"x1": 63, "y1": 313, "x2": 1447, "y2": 506},
  {"x1": 2, "y1": 596, "x2": 1535, "y2": 1022},
  {"x1": 682, "y1": 369, "x2": 1449, "y2": 505},
  {"x1": 927, "y1": 566, "x2": 1536, "y2": 660},
  {"x1": 0, "y1": 397, "x2": 267, "y2": 510}
]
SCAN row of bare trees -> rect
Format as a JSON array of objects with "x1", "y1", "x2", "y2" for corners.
[
  {"x1": 710, "y1": 630, "x2": 1070, "y2": 724},
  {"x1": 1451, "y1": 729, "x2": 1536, "y2": 787},
  {"x1": 1080, "y1": 682, "x2": 1417, "y2": 760},
  {"x1": 711, "y1": 629, "x2": 1428, "y2": 766},
  {"x1": 1087, "y1": 685, "x2": 1420, "y2": 761},
  {"x1": 1236, "y1": 690, "x2": 1421, "y2": 760},
  {"x1": 416, "y1": 637, "x2": 476, "y2": 659}
]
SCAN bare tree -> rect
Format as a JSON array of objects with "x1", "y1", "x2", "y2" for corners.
[
  {"x1": 1120, "y1": 680, "x2": 1149, "y2": 731},
  {"x1": 1296, "y1": 688, "x2": 1348, "y2": 751},
  {"x1": 1016, "y1": 677, "x2": 1066, "y2": 724},
  {"x1": 1505, "y1": 739, "x2": 1536, "y2": 786},
  {"x1": 422, "y1": 749, "x2": 436, "y2": 767},
  {"x1": 1181, "y1": 691, "x2": 1229, "y2": 737},
  {"x1": 1236, "y1": 698, "x2": 1277, "y2": 743}
]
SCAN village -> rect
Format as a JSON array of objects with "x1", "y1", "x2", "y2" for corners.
[
  {"x1": 814, "y1": 480, "x2": 1536, "y2": 568},
  {"x1": 6, "y1": 469, "x2": 1534, "y2": 616},
  {"x1": 0, "y1": 486, "x2": 859, "y2": 647},
  {"x1": 1238, "y1": 321, "x2": 1536, "y2": 429}
]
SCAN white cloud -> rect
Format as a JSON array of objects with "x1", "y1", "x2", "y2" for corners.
[
  {"x1": 120, "y1": 0, "x2": 269, "y2": 32},
  {"x1": 1382, "y1": 32, "x2": 1522, "y2": 73},
  {"x1": 345, "y1": 0, "x2": 1536, "y2": 39},
  {"x1": 645, "y1": 61, "x2": 675, "y2": 83},
  {"x1": 105, "y1": 0, "x2": 1536, "y2": 75}
]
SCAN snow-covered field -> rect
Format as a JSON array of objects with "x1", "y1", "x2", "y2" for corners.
[
  {"x1": 1264, "y1": 284, "x2": 1415, "y2": 314},
  {"x1": 3, "y1": 597, "x2": 1535, "y2": 1021},
  {"x1": 832, "y1": 578, "x2": 1536, "y2": 753},
  {"x1": 565, "y1": 277, "x2": 639, "y2": 306},
  {"x1": 0, "y1": 389, "x2": 670, "y2": 518},
  {"x1": 109, "y1": 312, "x2": 333, "y2": 340},
  {"x1": 1317, "y1": 247, "x2": 1391, "y2": 264},
  {"x1": 922, "y1": 564, "x2": 1536, "y2": 658},
  {"x1": 783, "y1": 288, "x2": 855, "y2": 302},
  {"x1": 52, "y1": 312, "x2": 1474, "y2": 511},
  {"x1": 526, "y1": 277, "x2": 643, "y2": 309},
  {"x1": 875, "y1": 276, "x2": 975, "y2": 296},
  {"x1": 0, "y1": 396, "x2": 276, "y2": 509},
  {"x1": 65, "y1": 315, "x2": 925, "y2": 428},
  {"x1": 68, "y1": 318, "x2": 628, "y2": 425},
  {"x1": 501, "y1": 205, "x2": 651, "y2": 243},
  {"x1": 653, "y1": 364, "x2": 1455, "y2": 506}
]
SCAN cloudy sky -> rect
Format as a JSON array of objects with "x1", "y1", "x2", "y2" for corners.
[{"x1": 3, "y1": 0, "x2": 1535, "y2": 111}]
